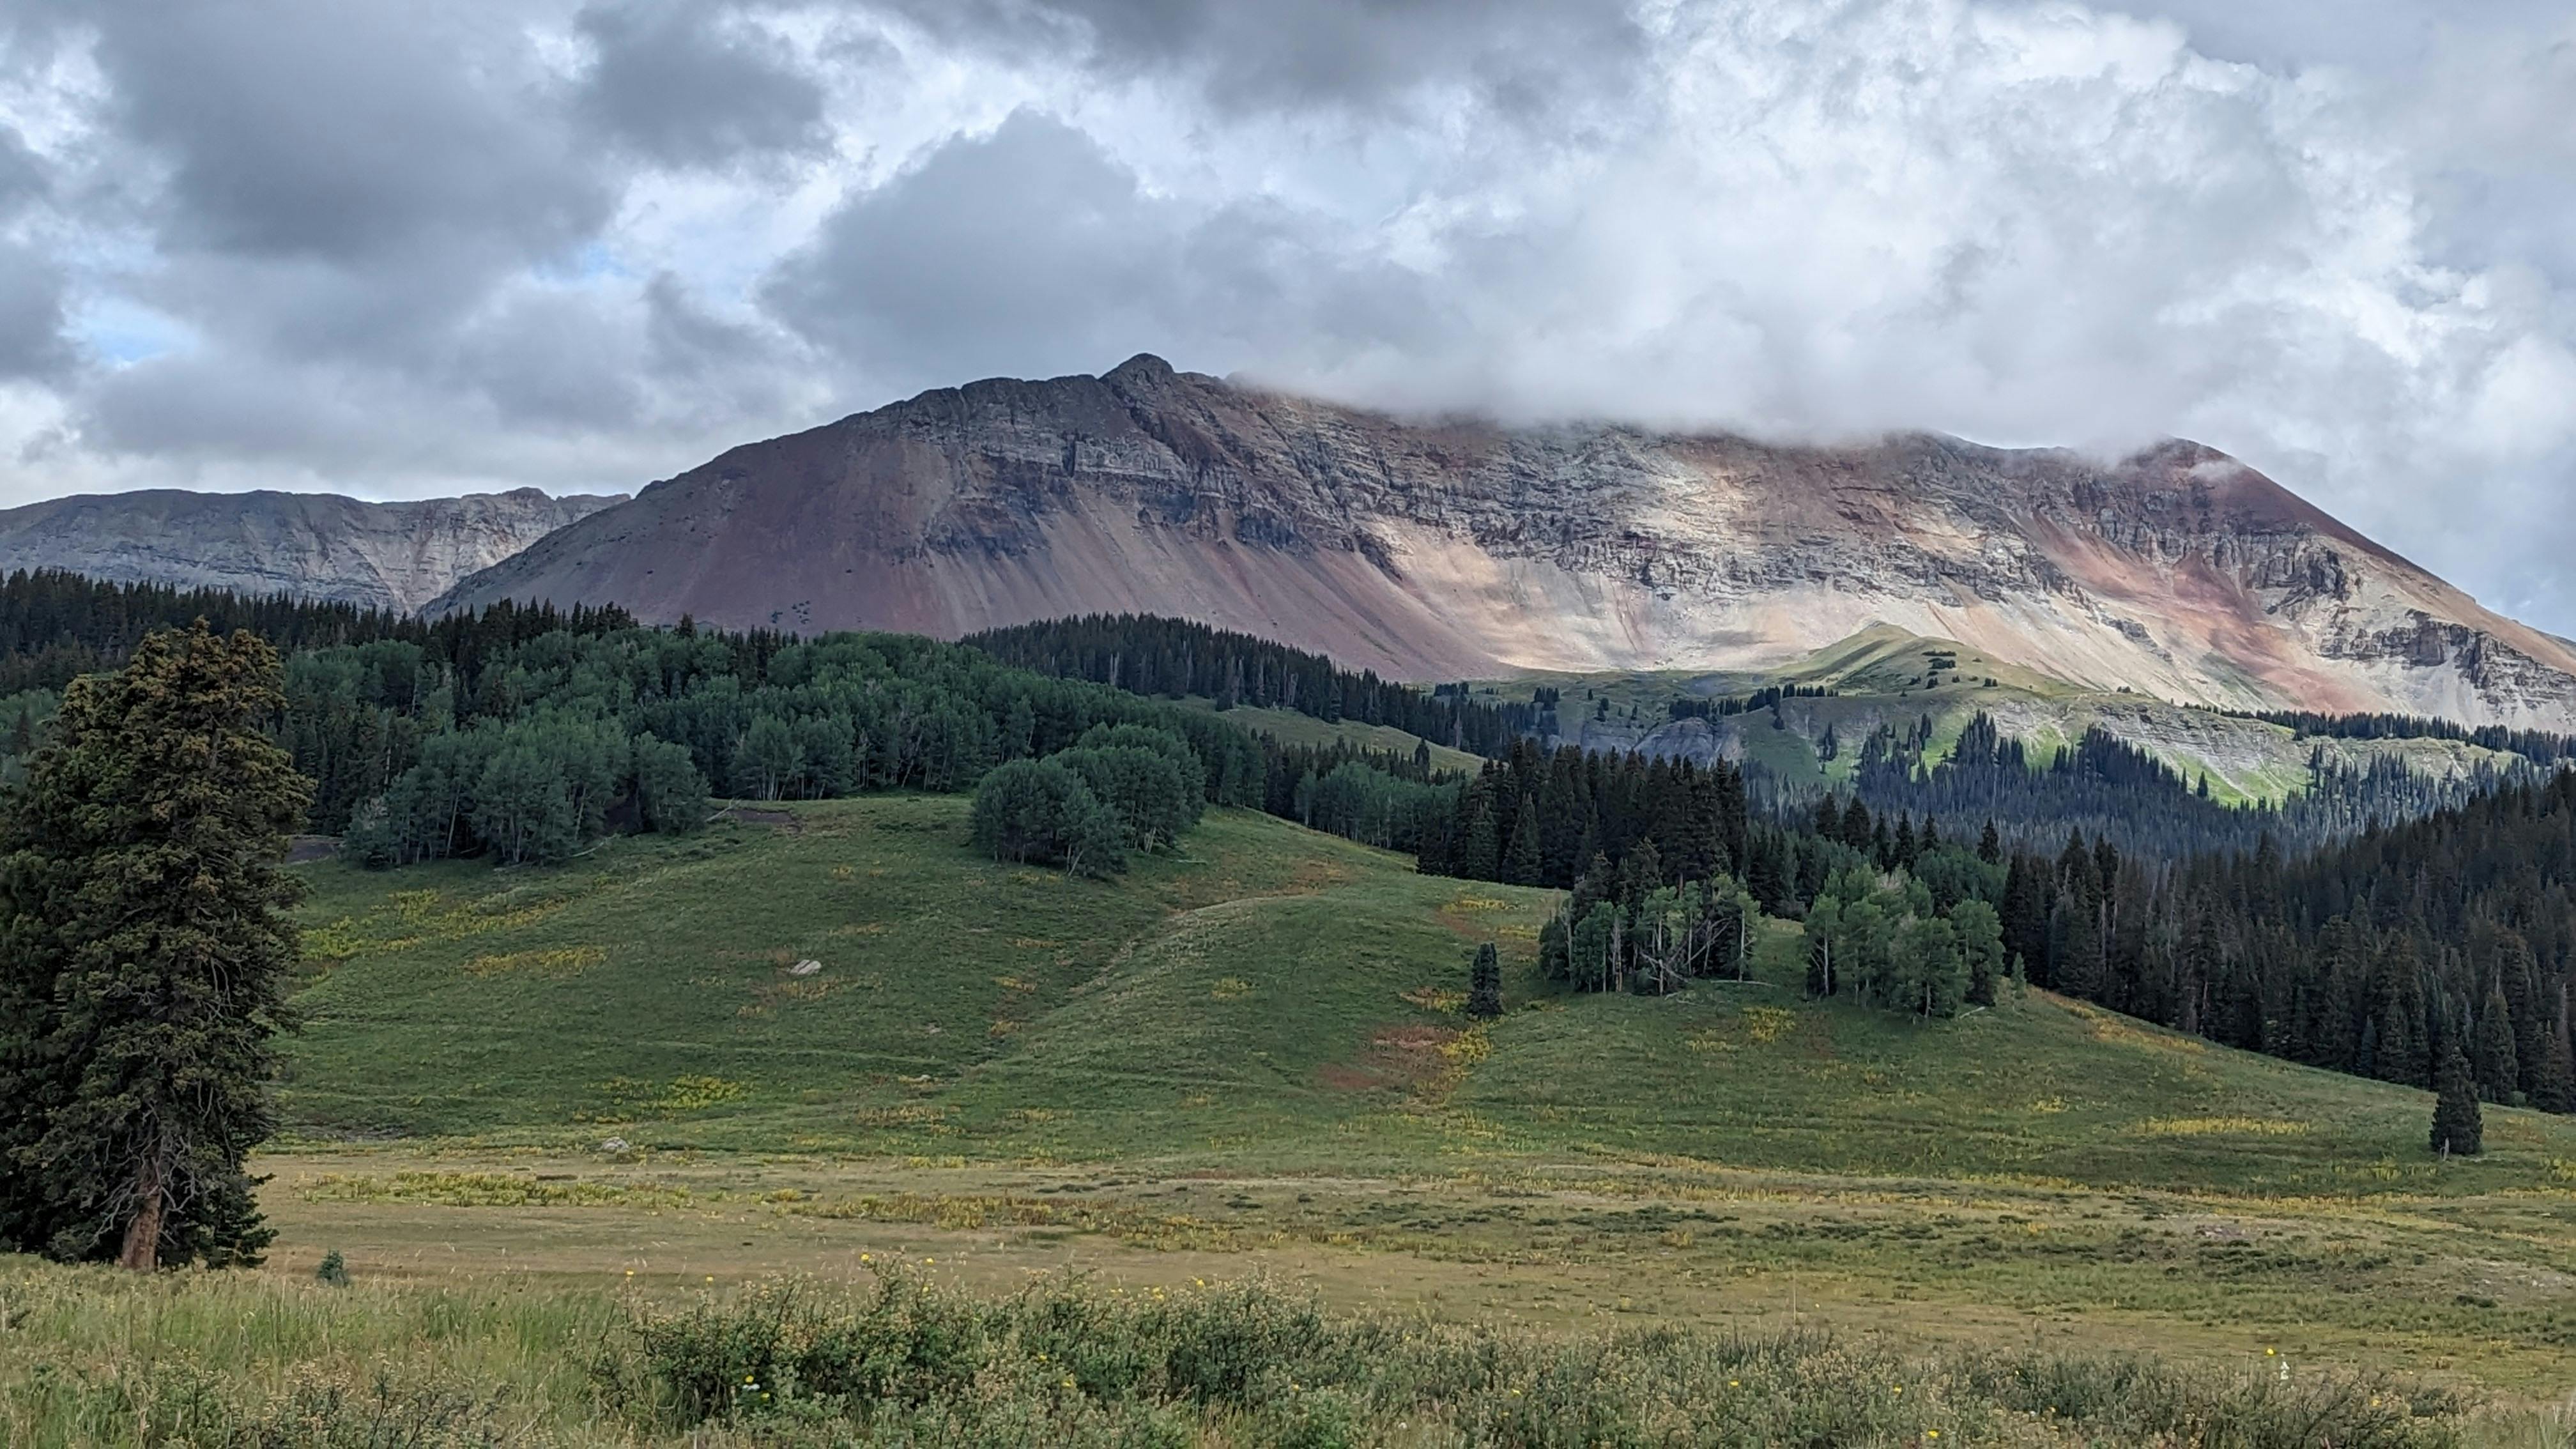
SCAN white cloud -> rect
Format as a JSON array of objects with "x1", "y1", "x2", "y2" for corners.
[{"x1": 0, "y1": 0, "x2": 2568, "y2": 630}]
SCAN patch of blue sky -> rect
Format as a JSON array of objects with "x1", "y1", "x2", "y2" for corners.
[
  {"x1": 68, "y1": 295, "x2": 194, "y2": 367},
  {"x1": 539, "y1": 241, "x2": 634, "y2": 288}
]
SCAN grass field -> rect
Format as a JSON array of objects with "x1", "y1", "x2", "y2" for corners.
[
  {"x1": 12, "y1": 1252, "x2": 2533, "y2": 1447},
  {"x1": 4, "y1": 793, "x2": 2566, "y2": 1443},
  {"x1": 243, "y1": 796, "x2": 2576, "y2": 1414}
]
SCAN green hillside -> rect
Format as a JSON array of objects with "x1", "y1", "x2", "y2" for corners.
[
  {"x1": 1179, "y1": 696, "x2": 1487, "y2": 774},
  {"x1": 259, "y1": 799, "x2": 2576, "y2": 1399},
  {"x1": 288, "y1": 795, "x2": 2576, "y2": 1191},
  {"x1": 1496, "y1": 625, "x2": 2526, "y2": 806}
]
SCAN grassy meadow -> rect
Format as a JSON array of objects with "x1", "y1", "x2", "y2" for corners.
[{"x1": 4, "y1": 792, "x2": 2573, "y2": 1443}]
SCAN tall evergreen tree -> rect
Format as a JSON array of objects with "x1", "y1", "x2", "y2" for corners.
[
  {"x1": 1746, "y1": 832, "x2": 1790, "y2": 915},
  {"x1": 2531, "y1": 1015, "x2": 2576, "y2": 1116},
  {"x1": 0, "y1": 624, "x2": 310, "y2": 1269},
  {"x1": 2431, "y1": 1031, "x2": 2484, "y2": 1156},
  {"x1": 1467, "y1": 943, "x2": 1503, "y2": 1020},
  {"x1": 1503, "y1": 795, "x2": 1544, "y2": 885},
  {"x1": 2474, "y1": 979, "x2": 2521, "y2": 1104},
  {"x1": 1459, "y1": 795, "x2": 1500, "y2": 882}
]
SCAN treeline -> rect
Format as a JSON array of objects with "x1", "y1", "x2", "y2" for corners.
[
  {"x1": 1986, "y1": 770, "x2": 2576, "y2": 1112},
  {"x1": 2227, "y1": 706, "x2": 2576, "y2": 765},
  {"x1": 1412, "y1": 700, "x2": 2576, "y2": 1116},
  {"x1": 1665, "y1": 683, "x2": 1834, "y2": 721},
  {"x1": 0, "y1": 567, "x2": 644, "y2": 694},
  {"x1": 1809, "y1": 712, "x2": 2524, "y2": 861},
  {"x1": 1416, "y1": 739, "x2": 1757, "y2": 896},
  {"x1": 0, "y1": 581, "x2": 1468, "y2": 872},
  {"x1": 962, "y1": 613, "x2": 1545, "y2": 755}
]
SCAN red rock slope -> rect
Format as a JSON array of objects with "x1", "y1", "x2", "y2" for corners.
[{"x1": 434, "y1": 355, "x2": 2576, "y2": 728}]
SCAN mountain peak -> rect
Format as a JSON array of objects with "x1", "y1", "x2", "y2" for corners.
[
  {"x1": 1103, "y1": 352, "x2": 1179, "y2": 387},
  {"x1": 431, "y1": 360, "x2": 2576, "y2": 730},
  {"x1": 0, "y1": 487, "x2": 622, "y2": 615}
]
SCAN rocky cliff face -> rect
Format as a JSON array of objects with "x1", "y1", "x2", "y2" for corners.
[
  {"x1": 434, "y1": 355, "x2": 2576, "y2": 728},
  {"x1": 0, "y1": 487, "x2": 624, "y2": 615}
]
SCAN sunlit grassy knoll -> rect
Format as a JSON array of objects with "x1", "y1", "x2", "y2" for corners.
[
  {"x1": 277, "y1": 793, "x2": 2576, "y2": 1195},
  {"x1": 284, "y1": 796, "x2": 1464, "y2": 1149},
  {"x1": 1176, "y1": 696, "x2": 1487, "y2": 774}
]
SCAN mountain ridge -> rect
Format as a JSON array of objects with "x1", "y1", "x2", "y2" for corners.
[
  {"x1": 0, "y1": 486, "x2": 625, "y2": 615},
  {"x1": 434, "y1": 355, "x2": 2576, "y2": 728}
]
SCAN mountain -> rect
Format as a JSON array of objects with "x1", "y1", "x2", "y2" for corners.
[
  {"x1": 0, "y1": 487, "x2": 624, "y2": 615},
  {"x1": 434, "y1": 355, "x2": 2576, "y2": 728}
]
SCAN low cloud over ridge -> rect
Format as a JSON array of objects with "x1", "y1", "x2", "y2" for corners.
[{"x1": 0, "y1": 0, "x2": 2570, "y2": 629}]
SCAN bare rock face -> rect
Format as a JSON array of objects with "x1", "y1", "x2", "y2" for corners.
[
  {"x1": 0, "y1": 487, "x2": 625, "y2": 615},
  {"x1": 434, "y1": 356, "x2": 2576, "y2": 728}
]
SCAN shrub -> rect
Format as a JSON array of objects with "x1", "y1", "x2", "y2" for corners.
[{"x1": 600, "y1": 1269, "x2": 2465, "y2": 1448}]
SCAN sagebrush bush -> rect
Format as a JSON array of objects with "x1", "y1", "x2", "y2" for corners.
[
  {"x1": 0, "y1": 1257, "x2": 2477, "y2": 1448},
  {"x1": 599, "y1": 1267, "x2": 2467, "y2": 1448}
]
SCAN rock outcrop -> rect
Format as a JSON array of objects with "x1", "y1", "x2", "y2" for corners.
[
  {"x1": 434, "y1": 355, "x2": 2576, "y2": 728},
  {"x1": 0, "y1": 487, "x2": 624, "y2": 615}
]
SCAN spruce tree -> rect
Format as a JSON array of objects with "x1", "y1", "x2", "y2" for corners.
[
  {"x1": 0, "y1": 624, "x2": 311, "y2": 1268},
  {"x1": 2474, "y1": 981, "x2": 2520, "y2": 1104},
  {"x1": 2431, "y1": 1032, "x2": 2484, "y2": 1156},
  {"x1": 1746, "y1": 834, "x2": 1790, "y2": 915},
  {"x1": 1503, "y1": 795, "x2": 1543, "y2": 885},
  {"x1": 2532, "y1": 1015, "x2": 2576, "y2": 1116},
  {"x1": 1459, "y1": 796, "x2": 1499, "y2": 882},
  {"x1": 1841, "y1": 797, "x2": 1871, "y2": 851},
  {"x1": 1467, "y1": 943, "x2": 1503, "y2": 1020}
]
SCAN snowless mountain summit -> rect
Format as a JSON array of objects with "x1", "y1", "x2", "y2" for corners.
[
  {"x1": 0, "y1": 487, "x2": 625, "y2": 615},
  {"x1": 422, "y1": 355, "x2": 2576, "y2": 728}
]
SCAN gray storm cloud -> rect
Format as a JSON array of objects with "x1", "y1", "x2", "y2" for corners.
[{"x1": 0, "y1": 0, "x2": 2570, "y2": 631}]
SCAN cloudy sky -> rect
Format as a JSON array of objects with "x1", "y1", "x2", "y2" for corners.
[{"x1": 1, "y1": 0, "x2": 2571, "y2": 629}]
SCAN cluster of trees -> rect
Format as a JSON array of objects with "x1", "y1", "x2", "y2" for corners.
[
  {"x1": 1416, "y1": 739, "x2": 1758, "y2": 894},
  {"x1": 1982, "y1": 772, "x2": 2576, "y2": 1117},
  {"x1": 1254, "y1": 739, "x2": 1457, "y2": 854},
  {"x1": 970, "y1": 724, "x2": 1209, "y2": 877},
  {"x1": 1665, "y1": 684, "x2": 1835, "y2": 721},
  {"x1": 313, "y1": 627, "x2": 1266, "y2": 867},
  {"x1": 1802, "y1": 870, "x2": 2009, "y2": 1018},
  {"x1": 1405, "y1": 702, "x2": 2576, "y2": 1130},
  {"x1": 1537, "y1": 848, "x2": 1764, "y2": 995},
  {"x1": 963, "y1": 613, "x2": 1544, "y2": 754},
  {"x1": 1806, "y1": 712, "x2": 2527, "y2": 861},
  {"x1": 2229, "y1": 707, "x2": 2576, "y2": 767},
  {"x1": 1, "y1": 625, "x2": 304, "y2": 1268},
  {"x1": 0, "y1": 567, "x2": 639, "y2": 696}
]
